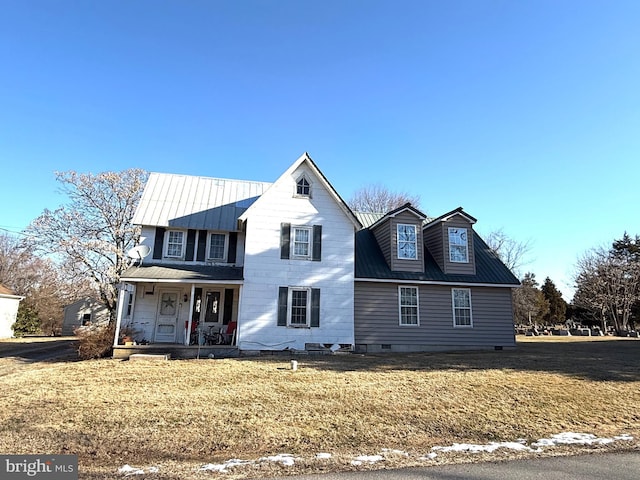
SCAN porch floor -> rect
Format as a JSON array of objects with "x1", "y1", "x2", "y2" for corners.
[{"x1": 113, "y1": 344, "x2": 239, "y2": 360}]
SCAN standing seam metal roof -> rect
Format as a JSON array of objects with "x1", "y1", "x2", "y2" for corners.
[{"x1": 132, "y1": 173, "x2": 272, "y2": 231}]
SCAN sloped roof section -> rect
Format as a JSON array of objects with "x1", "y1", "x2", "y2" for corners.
[
  {"x1": 133, "y1": 173, "x2": 272, "y2": 231},
  {"x1": 239, "y1": 152, "x2": 362, "y2": 229},
  {"x1": 121, "y1": 263, "x2": 243, "y2": 282},
  {"x1": 355, "y1": 229, "x2": 519, "y2": 286},
  {"x1": 0, "y1": 284, "x2": 14, "y2": 295},
  {"x1": 424, "y1": 207, "x2": 477, "y2": 229}
]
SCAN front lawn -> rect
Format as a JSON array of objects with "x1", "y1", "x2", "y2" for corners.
[{"x1": 0, "y1": 337, "x2": 638, "y2": 479}]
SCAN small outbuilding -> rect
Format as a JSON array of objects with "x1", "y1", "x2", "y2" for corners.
[
  {"x1": 0, "y1": 284, "x2": 23, "y2": 338},
  {"x1": 62, "y1": 297, "x2": 110, "y2": 335}
]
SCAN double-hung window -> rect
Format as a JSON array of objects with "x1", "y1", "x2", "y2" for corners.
[
  {"x1": 292, "y1": 227, "x2": 312, "y2": 259},
  {"x1": 399, "y1": 286, "x2": 419, "y2": 325},
  {"x1": 397, "y1": 224, "x2": 417, "y2": 259},
  {"x1": 277, "y1": 286, "x2": 321, "y2": 328},
  {"x1": 208, "y1": 233, "x2": 226, "y2": 261},
  {"x1": 448, "y1": 227, "x2": 469, "y2": 263},
  {"x1": 281, "y1": 223, "x2": 322, "y2": 261},
  {"x1": 452, "y1": 288, "x2": 472, "y2": 327},
  {"x1": 166, "y1": 230, "x2": 184, "y2": 258}
]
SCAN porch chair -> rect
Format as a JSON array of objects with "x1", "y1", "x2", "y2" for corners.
[{"x1": 220, "y1": 321, "x2": 237, "y2": 345}]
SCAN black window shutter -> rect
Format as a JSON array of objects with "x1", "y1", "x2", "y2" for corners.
[
  {"x1": 228, "y1": 232, "x2": 237, "y2": 264},
  {"x1": 310, "y1": 288, "x2": 320, "y2": 327},
  {"x1": 312, "y1": 225, "x2": 322, "y2": 261},
  {"x1": 223, "y1": 289, "x2": 234, "y2": 325},
  {"x1": 280, "y1": 223, "x2": 291, "y2": 259},
  {"x1": 185, "y1": 229, "x2": 196, "y2": 261},
  {"x1": 196, "y1": 230, "x2": 207, "y2": 261},
  {"x1": 153, "y1": 227, "x2": 165, "y2": 260},
  {"x1": 277, "y1": 287, "x2": 288, "y2": 326}
]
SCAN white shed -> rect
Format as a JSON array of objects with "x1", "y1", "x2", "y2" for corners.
[{"x1": 62, "y1": 298, "x2": 110, "y2": 335}]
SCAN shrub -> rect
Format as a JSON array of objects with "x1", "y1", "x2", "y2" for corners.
[{"x1": 75, "y1": 323, "x2": 116, "y2": 360}]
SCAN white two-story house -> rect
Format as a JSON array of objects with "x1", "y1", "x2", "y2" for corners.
[{"x1": 115, "y1": 153, "x2": 361, "y2": 354}]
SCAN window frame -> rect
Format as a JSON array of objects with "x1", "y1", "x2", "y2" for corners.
[
  {"x1": 397, "y1": 224, "x2": 418, "y2": 260},
  {"x1": 398, "y1": 286, "x2": 420, "y2": 326},
  {"x1": 207, "y1": 232, "x2": 228, "y2": 262},
  {"x1": 452, "y1": 288, "x2": 473, "y2": 328},
  {"x1": 295, "y1": 175, "x2": 312, "y2": 198},
  {"x1": 288, "y1": 287, "x2": 310, "y2": 327},
  {"x1": 291, "y1": 226, "x2": 313, "y2": 259},
  {"x1": 165, "y1": 230, "x2": 185, "y2": 258},
  {"x1": 448, "y1": 227, "x2": 469, "y2": 263}
]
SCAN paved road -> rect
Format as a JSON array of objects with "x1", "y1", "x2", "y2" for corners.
[
  {"x1": 270, "y1": 452, "x2": 640, "y2": 480},
  {"x1": 0, "y1": 337, "x2": 78, "y2": 362}
]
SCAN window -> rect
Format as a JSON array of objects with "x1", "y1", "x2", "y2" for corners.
[
  {"x1": 399, "y1": 286, "x2": 419, "y2": 325},
  {"x1": 281, "y1": 224, "x2": 322, "y2": 261},
  {"x1": 278, "y1": 287, "x2": 321, "y2": 327},
  {"x1": 166, "y1": 230, "x2": 184, "y2": 258},
  {"x1": 448, "y1": 227, "x2": 469, "y2": 263},
  {"x1": 290, "y1": 289, "x2": 309, "y2": 326},
  {"x1": 452, "y1": 288, "x2": 472, "y2": 327},
  {"x1": 296, "y1": 176, "x2": 311, "y2": 197},
  {"x1": 397, "y1": 224, "x2": 418, "y2": 259},
  {"x1": 292, "y1": 227, "x2": 312, "y2": 258},
  {"x1": 208, "y1": 233, "x2": 226, "y2": 261}
]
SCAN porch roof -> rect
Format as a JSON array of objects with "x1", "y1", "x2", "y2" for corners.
[{"x1": 121, "y1": 263, "x2": 243, "y2": 282}]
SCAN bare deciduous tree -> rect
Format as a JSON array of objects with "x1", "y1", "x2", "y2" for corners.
[
  {"x1": 348, "y1": 184, "x2": 421, "y2": 213},
  {"x1": 0, "y1": 232, "x2": 89, "y2": 335},
  {"x1": 573, "y1": 242, "x2": 640, "y2": 333},
  {"x1": 24, "y1": 169, "x2": 148, "y2": 320},
  {"x1": 484, "y1": 229, "x2": 532, "y2": 276}
]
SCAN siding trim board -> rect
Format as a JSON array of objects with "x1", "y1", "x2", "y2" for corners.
[{"x1": 356, "y1": 278, "x2": 518, "y2": 288}]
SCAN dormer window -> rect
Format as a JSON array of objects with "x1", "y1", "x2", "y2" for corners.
[
  {"x1": 295, "y1": 176, "x2": 311, "y2": 197},
  {"x1": 397, "y1": 224, "x2": 417, "y2": 259},
  {"x1": 448, "y1": 227, "x2": 469, "y2": 263}
]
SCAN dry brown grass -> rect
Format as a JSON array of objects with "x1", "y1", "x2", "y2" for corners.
[{"x1": 1, "y1": 337, "x2": 639, "y2": 479}]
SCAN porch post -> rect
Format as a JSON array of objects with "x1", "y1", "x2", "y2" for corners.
[
  {"x1": 113, "y1": 284, "x2": 127, "y2": 347},
  {"x1": 235, "y1": 284, "x2": 243, "y2": 348},
  {"x1": 185, "y1": 284, "x2": 196, "y2": 345}
]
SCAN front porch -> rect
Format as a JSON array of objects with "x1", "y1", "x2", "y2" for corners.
[{"x1": 113, "y1": 343, "x2": 240, "y2": 360}]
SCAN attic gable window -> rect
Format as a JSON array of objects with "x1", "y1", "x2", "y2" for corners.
[
  {"x1": 448, "y1": 227, "x2": 469, "y2": 263},
  {"x1": 295, "y1": 176, "x2": 311, "y2": 197}
]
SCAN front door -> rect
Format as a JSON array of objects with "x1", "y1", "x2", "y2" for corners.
[{"x1": 155, "y1": 289, "x2": 179, "y2": 343}]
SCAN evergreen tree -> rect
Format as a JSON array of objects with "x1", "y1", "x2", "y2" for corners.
[
  {"x1": 541, "y1": 277, "x2": 567, "y2": 324},
  {"x1": 12, "y1": 304, "x2": 40, "y2": 337},
  {"x1": 513, "y1": 272, "x2": 549, "y2": 325}
]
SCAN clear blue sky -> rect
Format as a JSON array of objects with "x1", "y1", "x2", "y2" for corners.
[{"x1": 1, "y1": 1, "x2": 639, "y2": 300}]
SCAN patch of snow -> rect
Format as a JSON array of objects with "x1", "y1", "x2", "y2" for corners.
[
  {"x1": 147, "y1": 467, "x2": 159, "y2": 474},
  {"x1": 431, "y1": 440, "x2": 537, "y2": 455},
  {"x1": 201, "y1": 459, "x2": 253, "y2": 473},
  {"x1": 259, "y1": 454, "x2": 296, "y2": 466},
  {"x1": 316, "y1": 452, "x2": 332, "y2": 459},
  {"x1": 418, "y1": 452, "x2": 438, "y2": 461},
  {"x1": 381, "y1": 448, "x2": 409, "y2": 456},
  {"x1": 532, "y1": 432, "x2": 634, "y2": 447},
  {"x1": 118, "y1": 465, "x2": 145, "y2": 476},
  {"x1": 351, "y1": 454, "x2": 384, "y2": 465}
]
